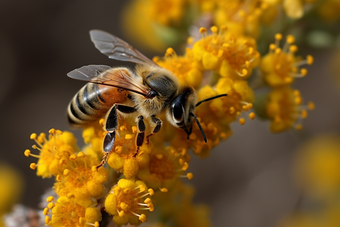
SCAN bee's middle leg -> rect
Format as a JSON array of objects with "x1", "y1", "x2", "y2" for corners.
[
  {"x1": 134, "y1": 115, "x2": 145, "y2": 157},
  {"x1": 98, "y1": 104, "x2": 136, "y2": 169}
]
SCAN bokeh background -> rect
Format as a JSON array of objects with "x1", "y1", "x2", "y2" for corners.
[{"x1": 1, "y1": 0, "x2": 340, "y2": 226}]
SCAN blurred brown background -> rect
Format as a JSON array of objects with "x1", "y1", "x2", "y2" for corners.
[{"x1": 1, "y1": 1, "x2": 339, "y2": 227}]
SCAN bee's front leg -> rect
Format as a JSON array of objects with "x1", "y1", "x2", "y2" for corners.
[{"x1": 146, "y1": 115, "x2": 162, "y2": 144}]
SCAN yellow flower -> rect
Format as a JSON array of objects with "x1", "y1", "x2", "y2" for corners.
[
  {"x1": 0, "y1": 164, "x2": 22, "y2": 217},
  {"x1": 154, "y1": 47, "x2": 204, "y2": 89},
  {"x1": 265, "y1": 87, "x2": 314, "y2": 133},
  {"x1": 44, "y1": 195, "x2": 101, "y2": 227},
  {"x1": 192, "y1": 26, "x2": 259, "y2": 79},
  {"x1": 295, "y1": 134, "x2": 340, "y2": 195},
  {"x1": 261, "y1": 34, "x2": 313, "y2": 87},
  {"x1": 318, "y1": 0, "x2": 340, "y2": 22},
  {"x1": 54, "y1": 153, "x2": 108, "y2": 207},
  {"x1": 82, "y1": 123, "x2": 105, "y2": 160},
  {"x1": 107, "y1": 125, "x2": 151, "y2": 179},
  {"x1": 25, "y1": 129, "x2": 79, "y2": 178},
  {"x1": 213, "y1": 1, "x2": 266, "y2": 38},
  {"x1": 138, "y1": 146, "x2": 193, "y2": 191},
  {"x1": 104, "y1": 179, "x2": 154, "y2": 225}
]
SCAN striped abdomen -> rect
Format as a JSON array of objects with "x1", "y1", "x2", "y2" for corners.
[{"x1": 67, "y1": 83, "x2": 128, "y2": 127}]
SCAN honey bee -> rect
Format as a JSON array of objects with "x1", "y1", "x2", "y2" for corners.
[{"x1": 67, "y1": 30, "x2": 227, "y2": 159}]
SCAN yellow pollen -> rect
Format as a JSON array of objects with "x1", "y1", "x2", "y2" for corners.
[
  {"x1": 123, "y1": 188, "x2": 131, "y2": 194},
  {"x1": 249, "y1": 112, "x2": 256, "y2": 120},
  {"x1": 245, "y1": 61, "x2": 250, "y2": 68},
  {"x1": 241, "y1": 69, "x2": 248, "y2": 77},
  {"x1": 139, "y1": 214, "x2": 147, "y2": 222},
  {"x1": 56, "y1": 175, "x2": 61, "y2": 182},
  {"x1": 32, "y1": 144, "x2": 38, "y2": 149},
  {"x1": 295, "y1": 96, "x2": 302, "y2": 105},
  {"x1": 181, "y1": 162, "x2": 189, "y2": 171},
  {"x1": 307, "y1": 55, "x2": 314, "y2": 65},
  {"x1": 139, "y1": 185, "x2": 146, "y2": 192},
  {"x1": 275, "y1": 48, "x2": 281, "y2": 54},
  {"x1": 242, "y1": 105, "x2": 249, "y2": 111},
  {"x1": 285, "y1": 77, "x2": 293, "y2": 83},
  {"x1": 119, "y1": 210, "x2": 125, "y2": 217},
  {"x1": 236, "y1": 111, "x2": 241, "y2": 116},
  {"x1": 229, "y1": 107, "x2": 236, "y2": 114},
  {"x1": 301, "y1": 110, "x2": 308, "y2": 119},
  {"x1": 248, "y1": 47, "x2": 254, "y2": 54},
  {"x1": 148, "y1": 188, "x2": 154, "y2": 196},
  {"x1": 43, "y1": 207, "x2": 49, "y2": 215},
  {"x1": 296, "y1": 124, "x2": 303, "y2": 130},
  {"x1": 248, "y1": 103, "x2": 253, "y2": 108},
  {"x1": 286, "y1": 35, "x2": 295, "y2": 44},
  {"x1": 308, "y1": 101, "x2": 315, "y2": 110},
  {"x1": 47, "y1": 202, "x2": 54, "y2": 209},
  {"x1": 67, "y1": 193, "x2": 75, "y2": 198},
  {"x1": 77, "y1": 152, "x2": 85, "y2": 158},
  {"x1": 210, "y1": 26, "x2": 218, "y2": 33},
  {"x1": 199, "y1": 27, "x2": 207, "y2": 34},
  {"x1": 187, "y1": 36, "x2": 194, "y2": 45},
  {"x1": 115, "y1": 145, "x2": 123, "y2": 154},
  {"x1": 294, "y1": 90, "x2": 301, "y2": 96},
  {"x1": 94, "y1": 222, "x2": 100, "y2": 227},
  {"x1": 99, "y1": 118, "x2": 105, "y2": 126},
  {"x1": 120, "y1": 126, "x2": 127, "y2": 131},
  {"x1": 44, "y1": 216, "x2": 51, "y2": 225},
  {"x1": 275, "y1": 33, "x2": 283, "y2": 40},
  {"x1": 30, "y1": 133, "x2": 37, "y2": 140},
  {"x1": 120, "y1": 202, "x2": 129, "y2": 211},
  {"x1": 24, "y1": 149, "x2": 31, "y2": 157},
  {"x1": 59, "y1": 158, "x2": 66, "y2": 165},
  {"x1": 160, "y1": 188, "x2": 168, "y2": 193},
  {"x1": 30, "y1": 163, "x2": 36, "y2": 170},
  {"x1": 239, "y1": 118, "x2": 246, "y2": 125},
  {"x1": 179, "y1": 158, "x2": 184, "y2": 165},
  {"x1": 69, "y1": 154, "x2": 77, "y2": 160},
  {"x1": 269, "y1": 44, "x2": 276, "y2": 50},
  {"x1": 166, "y1": 47, "x2": 175, "y2": 56},
  {"x1": 46, "y1": 196, "x2": 54, "y2": 202},
  {"x1": 217, "y1": 50, "x2": 224, "y2": 58},
  {"x1": 289, "y1": 45, "x2": 298, "y2": 53},
  {"x1": 48, "y1": 128, "x2": 56, "y2": 134},
  {"x1": 148, "y1": 204, "x2": 155, "y2": 212},
  {"x1": 125, "y1": 134, "x2": 134, "y2": 140},
  {"x1": 63, "y1": 169, "x2": 70, "y2": 176},
  {"x1": 91, "y1": 166, "x2": 97, "y2": 172},
  {"x1": 300, "y1": 68, "x2": 308, "y2": 76},
  {"x1": 187, "y1": 173, "x2": 193, "y2": 180},
  {"x1": 144, "y1": 198, "x2": 151, "y2": 204}
]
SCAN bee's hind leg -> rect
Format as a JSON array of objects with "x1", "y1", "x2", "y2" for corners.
[
  {"x1": 146, "y1": 115, "x2": 162, "y2": 144},
  {"x1": 134, "y1": 115, "x2": 145, "y2": 157}
]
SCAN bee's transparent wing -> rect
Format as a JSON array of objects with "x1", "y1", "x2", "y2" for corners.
[
  {"x1": 90, "y1": 30, "x2": 159, "y2": 67},
  {"x1": 67, "y1": 65, "x2": 151, "y2": 97}
]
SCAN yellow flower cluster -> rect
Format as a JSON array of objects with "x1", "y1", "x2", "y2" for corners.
[
  {"x1": 260, "y1": 34, "x2": 315, "y2": 132},
  {"x1": 25, "y1": 129, "x2": 108, "y2": 226},
  {"x1": 277, "y1": 134, "x2": 340, "y2": 227}
]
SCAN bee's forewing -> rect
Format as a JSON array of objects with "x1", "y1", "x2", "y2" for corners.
[
  {"x1": 67, "y1": 65, "x2": 151, "y2": 97},
  {"x1": 89, "y1": 30, "x2": 159, "y2": 67}
]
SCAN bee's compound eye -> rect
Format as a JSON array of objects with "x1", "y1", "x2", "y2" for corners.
[{"x1": 172, "y1": 102, "x2": 184, "y2": 124}]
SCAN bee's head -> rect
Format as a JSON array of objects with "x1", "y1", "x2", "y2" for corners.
[
  {"x1": 166, "y1": 87, "x2": 227, "y2": 143},
  {"x1": 167, "y1": 87, "x2": 227, "y2": 142}
]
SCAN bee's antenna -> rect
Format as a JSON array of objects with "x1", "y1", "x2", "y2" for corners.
[
  {"x1": 189, "y1": 112, "x2": 207, "y2": 143},
  {"x1": 195, "y1": 94, "x2": 227, "y2": 107}
]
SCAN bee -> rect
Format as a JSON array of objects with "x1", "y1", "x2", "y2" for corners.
[{"x1": 67, "y1": 30, "x2": 227, "y2": 160}]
